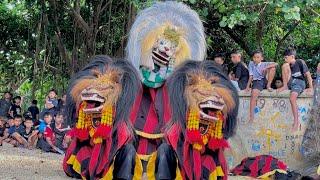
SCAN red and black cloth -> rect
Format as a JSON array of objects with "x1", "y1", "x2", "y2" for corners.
[
  {"x1": 130, "y1": 85, "x2": 171, "y2": 155},
  {"x1": 166, "y1": 124, "x2": 228, "y2": 180},
  {"x1": 230, "y1": 155, "x2": 287, "y2": 178},
  {"x1": 63, "y1": 122, "x2": 132, "y2": 179}
]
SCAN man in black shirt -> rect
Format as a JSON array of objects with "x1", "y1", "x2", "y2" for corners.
[
  {"x1": 9, "y1": 96, "x2": 22, "y2": 117},
  {"x1": 229, "y1": 50, "x2": 249, "y2": 90},
  {"x1": 57, "y1": 94, "x2": 67, "y2": 115},
  {"x1": 10, "y1": 115, "x2": 28, "y2": 147},
  {"x1": 213, "y1": 53, "x2": 228, "y2": 75},
  {"x1": 278, "y1": 48, "x2": 313, "y2": 131},
  {"x1": 0, "y1": 92, "x2": 12, "y2": 117},
  {"x1": 27, "y1": 100, "x2": 40, "y2": 124}
]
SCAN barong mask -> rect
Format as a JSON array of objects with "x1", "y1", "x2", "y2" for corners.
[
  {"x1": 165, "y1": 61, "x2": 239, "y2": 179},
  {"x1": 139, "y1": 26, "x2": 185, "y2": 88},
  {"x1": 67, "y1": 56, "x2": 139, "y2": 142},
  {"x1": 63, "y1": 56, "x2": 140, "y2": 179},
  {"x1": 185, "y1": 72, "x2": 236, "y2": 151},
  {"x1": 151, "y1": 28, "x2": 179, "y2": 68},
  {"x1": 126, "y1": 2, "x2": 206, "y2": 88},
  {"x1": 166, "y1": 60, "x2": 239, "y2": 151}
]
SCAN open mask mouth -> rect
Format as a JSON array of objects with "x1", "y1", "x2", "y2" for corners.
[
  {"x1": 81, "y1": 92, "x2": 105, "y2": 114},
  {"x1": 152, "y1": 49, "x2": 170, "y2": 67},
  {"x1": 199, "y1": 98, "x2": 225, "y2": 121}
]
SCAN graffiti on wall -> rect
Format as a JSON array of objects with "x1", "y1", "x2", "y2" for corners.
[{"x1": 225, "y1": 94, "x2": 312, "y2": 169}]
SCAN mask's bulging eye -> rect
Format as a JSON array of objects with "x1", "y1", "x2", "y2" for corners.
[
  {"x1": 91, "y1": 69, "x2": 102, "y2": 78},
  {"x1": 209, "y1": 76, "x2": 220, "y2": 85},
  {"x1": 187, "y1": 75, "x2": 197, "y2": 86},
  {"x1": 113, "y1": 76, "x2": 121, "y2": 84}
]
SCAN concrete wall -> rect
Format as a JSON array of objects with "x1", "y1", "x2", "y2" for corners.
[{"x1": 225, "y1": 90, "x2": 313, "y2": 170}]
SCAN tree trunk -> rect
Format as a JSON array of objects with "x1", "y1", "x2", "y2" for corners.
[
  {"x1": 256, "y1": 4, "x2": 267, "y2": 51},
  {"x1": 31, "y1": 14, "x2": 43, "y2": 100},
  {"x1": 274, "y1": 21, "x2": 300, "y2": 61},
  {"x1": 105, "y1": 0, "x2": 113, "y2": 55},
  {"x1": 222, "y1": 27, "x2": 253, "y2": 56},
  {"x1": 50, "y1": 0, "x2": 72, "y2": 75}
]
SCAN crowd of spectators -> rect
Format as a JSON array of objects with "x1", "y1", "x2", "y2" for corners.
[
  {"x1": 213, "y1": 47, "x2": 320, "y2": 131},
  {"x1": 0, "y1": 89, "x2": 71, "y2": 154},
  {"x1": 0, "y1": 47, "x2": 319, "y2": 153}
]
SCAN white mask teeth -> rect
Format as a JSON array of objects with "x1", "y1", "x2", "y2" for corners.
[
  {"x1": 80, "y1": 93, "x2": 105, "y2": 103},
  {"x1": 199, "y1": 111, "x2": 219, "y2": 121},
  {"x1": 151, "y1": 48, "x2": 172, "y2": 67},
  {"x1": 83, "y1": 105, "x2": 103, "y2": 113}
]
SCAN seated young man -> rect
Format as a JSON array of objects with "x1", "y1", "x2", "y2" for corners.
[
  {"x1": 1, "y1": 116, "x2": 14, "y2": 144},
  {"x1": 229, "y1": 50, "x2": 249, "y2": 91},
  {"x1": 278, "y1": 48, "x2": 313, "y2": 131},
  {"x1": 21, "y1": 117, "x2": 38, "y2": 149},
  {"x1": 27, "y1": 100, "x2": 40, "y2": 125},
  {"x1": 9, "y1": 115, "x2": 28, "y2": 147},
  {"x1": 0, "y1": 116, "x2": 7, "y2": 146},
  {"x1": 52, "y1": 112, "x2": 71, "y2": 150},
  {"x1": 246, "y1": 50, "x2": 277, "y2": 123},
  {"x1": 213, "y1": 53, "x2": 228, "y2": 75},
  {"x1": 273, "y1": 77, "x2": 284, "y2": 89},
  {"x1": 38, "y1": 112, "x2": 64, "y2": 154}
]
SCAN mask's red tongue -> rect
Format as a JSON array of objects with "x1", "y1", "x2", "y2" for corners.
[
  {"x1": 208, "y1": 111, "x2": 217, "y2": 118},
  {"x1": 86, "y1": 102, "x2": 96, "y2": 109},
  {"x1": 208, "y1": 110, "x2": 224, "y2": 120}
]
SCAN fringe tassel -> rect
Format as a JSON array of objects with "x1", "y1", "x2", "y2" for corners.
[
  {"x1": 75, "y1": 102, "x2": 91, "y2": 140},
  {"x1": 75, "y1": 128, "x2": 89, "y2": 141},
  {"x1": 183, "y1": 141, "x2": 193, "y2": 179},
  {"x1": 208, "y1": 139, "x2": 229, "y2": 150},
  {"x1": 94, "y1": 105, "x2": 114, "y2": 140},
  {"x1": 218, "y1": 149, "x2": 228, "y2": 180},
  {"x1": 93, "y1": 125, "x2": 112, "y2": 139},
  {"x1": 88, "y1": 143, "x2": 102, "y2": 178},
  {"x1": 186, "y1": 129, "x2": 202, "y2": 144},
  {"x1": 193, "y1": 150, "x2": 201, "y2": 180}
]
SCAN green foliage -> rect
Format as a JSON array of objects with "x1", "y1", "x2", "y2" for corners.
[
  {"x1": 180, "y1": 0, "x2": 319, "y2": 68},
  {"x1": 0, "y1": 0, "x2": 319, "y2": 111}
]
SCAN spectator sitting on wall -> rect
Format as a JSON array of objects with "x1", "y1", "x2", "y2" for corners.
[
  {"x1": 245, "y1": 50, "x2": 278, "y2": 123},
  {"x1": 229, "y1": 50, "x2": 249, "y2": 91},
  {"x1": 0, "y1": 92, "x2": 12, "y2": 117},
  {"x1": 213, "y1": 53, "x2": 228, "y2": 75},
  {"x1": 278, "y1": 48, "x2": 313, "y2": 131}
]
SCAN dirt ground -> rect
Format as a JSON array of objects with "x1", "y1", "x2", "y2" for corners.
[
  {"x1": 0, "y1": 142, "x2": 69, "y2": 180},
  {"x1": 2, "y1": 141, "x2": 315, "y2": 180},
  {"x1": 0, "y1": 142, "x2": 250, "y2": 180}
]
